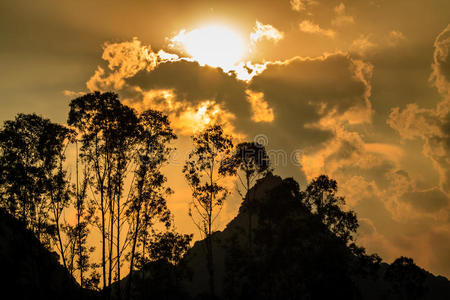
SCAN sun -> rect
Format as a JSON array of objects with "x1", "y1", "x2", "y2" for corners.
[{"x1": 171, "y1": 25, "x2": 246, "y2": 70}]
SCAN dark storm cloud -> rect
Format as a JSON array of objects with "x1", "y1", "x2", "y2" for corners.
[
  {"x1": 86, "y1": 38, "x2": 373, "y2": 187},
  {"x1": 247, "y1": 53, "x2": 372, "y2": 150},
  {"x1": 93, "y1": 43, "x2": 372, "y2": 156},
  {"x1": 126, "y1": 60, "x2": 250, "y2": 119},
  {"x1": 250, "y1": 54, "x2": 368, "y2": 114}
]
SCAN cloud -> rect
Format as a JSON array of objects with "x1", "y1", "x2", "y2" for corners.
[
  {"x1": 251, "y1": 54, "x2": 372, "y2": 117},
  {"x1": 332, "y1": 3, "x2": 355, "y2": 27},
  {"x1": 62, "y1": 90, "x2": 85, "y2": 97},
  {"x1": 299, "y1": 20, "x2": 336, "y2": 38},
  {"x1": 365, "y1": 143, "x2": 404, "y2": 164},
  {"x1": 388, "y1": 104, "x2": 442, "y2": 141},
  {"x1": 430, "y1": 24, "x2": 450, "y2": 96},
  {"x1": 349, "y1": 30, "x2": 405, "y2": 55},
  {"x1": 125, "y1": 59, "x2": 250, "y2": 119},
  {"x1": 84, "y1": 38, "x2": 377, "y2": 209},
  {"x1": 400, "y1": 187, "x2": 449, "y2": 213},
  {"x1": 98, "y1": 47, "x2": 375, "y2": 195},
  {"x1": 388, "y1": 103, "x2": 450, "y2": 194},
  {"x1": 350, "y1": 34, "x2": 377, "y2": 55},
  {"x1": 109, "y1": 47, "x2": 376, "y2": 245},
  {"x1": 122, "y1": 51, "x2": 373, "y2": 147},
  {"x1": 247, "y1": 53, "x2": 373, "y2": 181},
  {"x1": 245, "y1": 89, "x2": 274, "y2": 122},
  {"x1": 122, "y1": 87, "x2": 243, "y2": 137},
  {"x1": 101, "y1": 46, "x2": 374, "y2": 174},
  {"x1": 388, "y1": 25, "x2": 450, "y2": 194},
  {"x1": 84, "y1": 38, "x2": 251, "y2": 137},
  {"x1": 250, "y1": 21, "x2": 284, "y2": 44},
  {"x1": 167, "y1": 26, "x2": 246, "y2": 70},
  {"x1": 387, "y1": 30, "x2": 406, "y2": 46},
  {"x1": 86, "y1": 37, "x2": 178, "y2": 92},
  {"x1": 290, "y1": 0, "x2": 317, "y2": 12}
]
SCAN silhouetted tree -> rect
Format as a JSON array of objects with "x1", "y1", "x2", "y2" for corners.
[
  {"x1": 63, "y1": 140, "x2": 98, "y2": 290},
  {"x1": 348, "y1": 242, "x2": 381, "y2": 279},
  {"x1": 183, "y1": 124, "x2": 233, "y2": 297},
  {"x1": 385, "y1": 257, "x2": 427, "y2": 299},
  {"x1": 220, "y1": 142, "x2": 270, "y2": 251},
  {"x1": 147, "y1": 231, "x2": 192, "y2": 266},
  {"x1": 226, "y1": 176, "x2": 360, "y2": 299},
  {"x1": 303, "y1": 176, "x2": 381, "y2": 280},
  {"x1": 68, "y1": 91, "x2": 139, "y2": 298},
  {"x1": 0, "y1": 113, "x2": 72, "y2": 261},
  {"x1": 303, "y1": 175, "x2": 358, "y2": 244},
  {"x1": 46, "y1": 138, "x2": 72, "y2": 272},
  {"x1": 125, "y1": 109, "x2": 177, "y2": 300},
  {"x1": 131, "y1": 230, "x2": 192, "y2": 300}
]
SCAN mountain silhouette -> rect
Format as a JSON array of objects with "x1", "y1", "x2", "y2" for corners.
[{"x1": 118, "y1": 173, "x2": 450, "y2": 299}]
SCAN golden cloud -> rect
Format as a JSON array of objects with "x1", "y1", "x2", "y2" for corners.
[
  {"x1": 388, "y1": 25, "x2": 450, "y2": 194},
  {"x1": 350, "y1": 35, "x2": 377, "y2": 55},
  {"x1": 124, "y1": 88, "x2": 243, "y2": 138},
  {"x1": 245, "y1": 89, "x2": 274, "y2": 123},
  {"x1": 387, "y1": 30, "x2": 406, "y2": 46},
  {"x1": 250, "y1": 21, "x2": 284, "y2": 44},
  {"x1": 86, "y1": 38, "x2": 185, "y2": 92},
  {"x1": 290, "y1": 0, "x2": 317, "y2": 12},
  {"x1": 332, "y1": 3, "x2": 355, "y2": 27},
  {"x1": 299, "y1": 20, "x2": 336, "y2": 38}
]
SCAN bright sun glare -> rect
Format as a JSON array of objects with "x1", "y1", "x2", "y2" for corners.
[{"x1": 171, "y1": 25, "x2": 246, "y2": 70}]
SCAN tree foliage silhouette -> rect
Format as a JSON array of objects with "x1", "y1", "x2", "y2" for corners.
[
  {"x1": 124, "y1": 109, "x2": 178, "y2": 300},
  {"x1": 0, "y1": 113, "x2": 72, "y2": 262},
  {"x1": 133, "y1": 231, "x2": 192, "y2": 300},
  {"x1": 183, "y1": 124, "x2": 233, "y2": 297},
  {"x1": 63, "y1": 143, "x2": 99, "y2": 289},
  {"x1": 303, "y1": 175, "x2": 358, "y2": 244},
  {"x1": 220, "y1": 142, "x2": 270, "y2": 251},
  {"x1": 0, "y1": 93, "x2": 189, "y2": 298},
  {"x1": 224, "y1": 174, "x2": 384, "y2": 299},
  {"x1": 302, "y1": 175, "x2": 381, "y2": 279},
  {"x1": 385, "y1": 256, "x2": 427, "y2": 299},
  {"x1": 68, "y1": 91, "x2": 140, "y2": 298}
]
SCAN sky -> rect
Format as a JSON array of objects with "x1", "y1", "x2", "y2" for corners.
[{"x1": 1, "y1": 0, "x2": 449, "y2": 278}]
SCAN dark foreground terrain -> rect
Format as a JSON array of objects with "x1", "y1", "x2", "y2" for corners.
[{"x1": 1, "y1": 174, "x2": 449, "y2": 299}]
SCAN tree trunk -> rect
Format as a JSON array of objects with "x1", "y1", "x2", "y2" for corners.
[
  {"x1": 116, "y1": 187, "x2": 121, "y2": 300},
  {"x1": 108, "y1": 195, "x2": 114, "y2": 300},
  {"x1": 76, "y1": 141, "x2": 84, "y2": 288},
  {"x1": 206, "y1": 235, "x2": 215, "y2": 297},
  {"x1": 246, "y1": 174, "x2": 252, "y2": 253},
  {"x1": 207, "y1": 167, "x2": 215, "y2": 297},
  {"x1": 126, "y1": 189, "x2": 142, "y2": 300},
  {"x1": 101, "y1": 190, "x2": 107, "y2": 299},
  {"x1": 107, "y1": 161, "x2": 114, "y2": 300},
  {"x1": 141, "y1": 235, "x2": 147, "y2": 300},
  {"x1": 56, "y1": 214, "x2": 68, "y2": 271}
]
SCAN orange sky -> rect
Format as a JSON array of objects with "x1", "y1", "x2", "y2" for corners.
[{"x1": 1, "y1": 0, "x2": 449, "y2": 278}]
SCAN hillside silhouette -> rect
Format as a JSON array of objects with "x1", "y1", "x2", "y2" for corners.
[
  {"x1": 116, "y1": 174, "x2": 450, "y2": 299},
  {"x1": 0, "y1": 208, "x2": 97, "y2": 300},
  {"x1": 1, "y1": 173, "x2": 449, "y2": 299}
]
